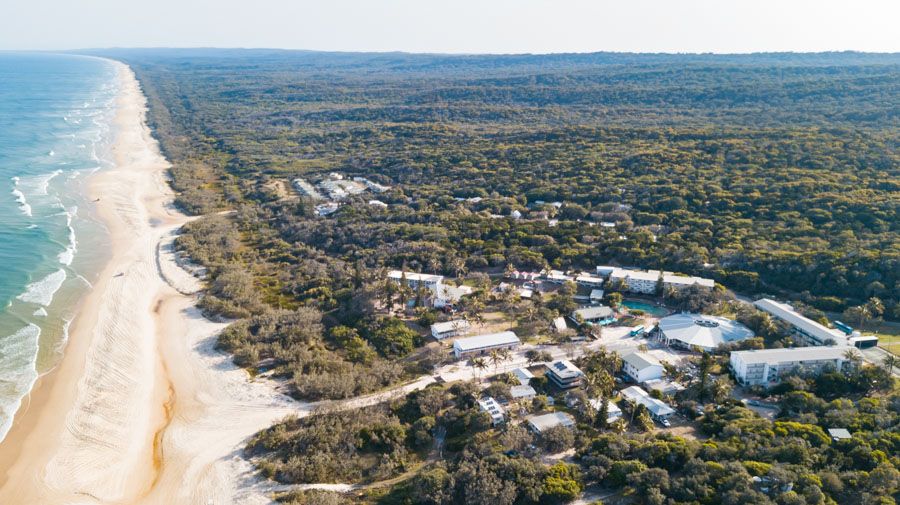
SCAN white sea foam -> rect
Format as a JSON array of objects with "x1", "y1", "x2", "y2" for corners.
[
  {"x1": 33, "y1": 307, "x2": 48, "y2": 317},
  {"x1": 17, "y1": 269, "x2": 67, "y2": 306},
  {"x1": 11, "y1": 187, "x2": 32, "y2": 217},
  {"x1": 0, "y1": 323, "x2": 41, "y2": 442},
  {"x1": 48, "y1": 150, "x2": 55, "y2": 157},
  {"x1": 19, "y1": 170, "x2": 63, "y2": 197},
  {"x1": 58, "y1": 206, "x2": 78, "y2": 266}
]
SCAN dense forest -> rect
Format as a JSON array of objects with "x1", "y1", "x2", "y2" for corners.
[
  {"x1": 89, "y1": 48, "x2": 900, "y2": 504},
  {"x1": 96, "y1": 49, "x2": 898, "y2": 325}
]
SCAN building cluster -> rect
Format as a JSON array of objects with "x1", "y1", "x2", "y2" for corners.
[
  {"x1": 596, "y1": 266, "x2": 715, "y2": 294},
  {"x1": 292, "y1": 172, "x2": 392, "y2": 216},
  {"x1": 388, "y1": 270, "x2": 473, "y2": 309}
]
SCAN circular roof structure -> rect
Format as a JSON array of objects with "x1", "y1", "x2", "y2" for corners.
[{"x1": 658, "y1": 313, "x2": 754, "y2": 351}]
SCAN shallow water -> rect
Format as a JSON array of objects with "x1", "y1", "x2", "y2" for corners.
[{"x1": 0, "y1": 53, "x2": 116, "y2": 441}]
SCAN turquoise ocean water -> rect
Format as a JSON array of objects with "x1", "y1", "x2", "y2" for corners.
[{"x1": 0, "y1": 53, "x2": 117, "y2": 441}]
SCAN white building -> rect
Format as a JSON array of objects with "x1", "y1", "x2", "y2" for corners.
[
  {"x1": 575, "y1": 274, "x2": 605, "y2": 288},
  {"x1": 589, "y1": 398, "x2": 623, "y2": 423},
  {"x1": 620, "y1": 386, "x2": 675, "y2": 420},
  {"x1": 754, "y1": 298, "x2": 847, "y2": 346},
  {"x1": 545, "y1": 360, "x2": 585, "y2": 390},
  {"x1": 643, "y1": 378, "x2": 685, "y2": 396},
  {"x1": 389, "y1": 270, "x2": 444, "y2": 292},
  {"x1": 512, "y1": 367, "x2": 535, "y2": 385},
  {"x1": 544, "y1": 270, "x2": 573, "y2": 284},
  {"x1": 622, "y1": 352, "x2": 664, "y2": 383},
  {"x1": 572, "y1": 305, "x2": 615, "y2": 324},
  {"x1": 730, "y1": 346, "x2": 854, "y2": 386},
  {"x1": 453, "y1": 331, "x2": 521, "y2": 359},
  {"x1": 477, "y1": 397, "x2": 506, "y2": 425},
  {"x1": 590, "y1": 289, "x2": 605, "y2": 304},
  {"x1": 657, "y1": 313, "x2": 755, "y2": 351},
  {"x1": 526, "y1": 412, "x2": 576, "y2": 434},
  {"x1": 551, "y1": 317, "x2": 568, "y2": 333},
  {"x1": 510, "y1": 384, "x2": 537, "y2": 402},
  {"x1": 606, "y1": 268, "x2": 714, "y2": 294},
  {"x1": 430, "y1": 319, "x2": 470, "y2": 340}
]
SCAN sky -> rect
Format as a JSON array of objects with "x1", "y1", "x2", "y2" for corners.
[{"x1": 1, "y1": 0, "x2": 898, "y2": 54}]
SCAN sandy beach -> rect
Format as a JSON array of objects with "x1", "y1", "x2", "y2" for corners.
[{"x1": 0, "y1": 61, "x2": 297, "y2": 505}]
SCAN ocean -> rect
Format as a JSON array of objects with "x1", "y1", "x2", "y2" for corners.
[{"x1": 0, "y1": 53, "x2": 117, "y2": 441}]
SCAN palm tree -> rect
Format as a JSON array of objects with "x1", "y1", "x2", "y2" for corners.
[
  {"x1": 884, "y1": 354, "x2": 897, "y2": 375},
  {"x1": 843, "y1": 349, "x2": 863, "y2": 370},
  {"x1": 472, "y1": 357, "x2": 488, "y2": 380}
]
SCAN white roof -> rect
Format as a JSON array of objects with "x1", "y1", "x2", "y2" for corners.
[
  {"x1": 453, "y1": 331, "x2": 520, "y2": 352},
  {"x1": 510, "y1": 384, "x2": 537, "y2": 399},
  {"x1": 512, "y1": 367, "x2": 535, "y2": 384},
  {"x1": 754, "y1": 298, "x2": 845, "y2": 345},
  {"x1": 576, "y1": 275, "x2": 604, "y2": 284},
  {"x1": 620, "y1": 386, "x2": 674, "y2": 417},
  {"x1": 573, "y1": 306, "x2": 614, "y2": 320},
  {"x1": 547, "y1": 360, "x2": 584, "y2": 381},
  {"x1": 477, "y1": 397, "x2": 505, "y2": 420},
  {"x1": 622, "y1": 351, "x2": 662, "y2": 371},
  {"x1": 609, "y1": 268, "x2": 714, "y2": 288},
  {"x1": 731, "y1": 346, "x2": 853, "y2": 365},
  {"x1": 589, "y1": 398, "x2": 623, "y2": 416},
  {"x1": 431, "y1": 319, "x2": 470, "y2": 334},
  {"x1": 552, "y1": 317, "x2": 568, "y2": 331},
  {"x1": 828, "y1": 428, "x2": 852, "y2": 440},
  {"x1": 527, "y1": 412, "x2": 575, "y2": 432},
  {"x1": 658, "y1": 313, "x2": 754, "y2": 349},
  {"x1": 590, "y1": 289, "x2": 605, "y2": 299},
  {"x1": 388, "y1": 270, "x2": 443, "y2": 283}
]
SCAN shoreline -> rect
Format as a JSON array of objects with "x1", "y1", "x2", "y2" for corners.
[{"x1": 0, "y1": 61, "x2": 296, "y2": 504}]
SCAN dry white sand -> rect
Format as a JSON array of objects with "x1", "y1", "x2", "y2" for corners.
[{"x1": 0, "y1": 62, "x2": 298, "y2": 505}]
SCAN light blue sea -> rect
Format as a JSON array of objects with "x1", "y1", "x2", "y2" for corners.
[{"x1": 0, "y1": 53, "x2": 117, "y2": 441}]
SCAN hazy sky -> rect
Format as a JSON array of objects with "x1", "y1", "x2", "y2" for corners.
[{"x1": 2, "y1": 0, "x2": 898, "y2": 53}]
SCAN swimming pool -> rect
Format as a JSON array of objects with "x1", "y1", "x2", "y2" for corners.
[{"x1": 622, "y1": 299, "x2": 669, "y2": 317}]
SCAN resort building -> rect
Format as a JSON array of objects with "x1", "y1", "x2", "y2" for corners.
[
  {"x1": 730, "y1": 346, "x2": 854, "y2": 386},
  {"x1": 589, "y1": 398, "x2": 623, "y2": 424},
  {"x1": 571, "y1": 305, "x2": 616, "y2": 325},
  {"x1": 622, "y1": 352, "x2": 664, "y2": 383},
  {"x1": 603, "y1": 267, "x2": 714, "y2": 294},
  {"x1": 477, "y1": 397, "x2": 506, "y2": 426},
  {"x1": 544, "y1": 270, "x2": 574, "y2": 284},
  {"x1": 510, "y1": 384, "x2": 537, "y2": 402},
  {"x1": 388, "y1": 270, "x2": 471, "y2": 308},
  {"x1": 526, "y1": 412, "x2": 576, "y2": 434},
  {"x1": 430, "y1": 319, "x2": 470, "y2": 340},
  {"x1": 453, "y1": 331, "x2": 521, "y2": 359},
  {"x1": 545, "y1": 360, "x2": 585, "y2": 390},
  {"x1": 753, "y1": 298, "x2": 847, "y2": 346},
  {"x1": 621, "y1": 386, "x2": 675, "y2": 420},
  {"x1": 643, "y1": 378, "x2": 685, "y2": 396},
  {"x1": 575, "y1": 274, "x2": 605, "y2": 288},
  {"x1": 657, "y1": 313, "x2": 754, "y2": 351},
  {"x1": 512, "y1": 367, "x2": 535, "y2": 385},
  {"x1": 551, "y1": 317, "x2": 568, "y2": 333},
  {"x1": 589, "y1": 289, "x2": 605, "y2": 304},
  {"x1": 389, "y1": 270, "x2": 444, "y2": 292}
]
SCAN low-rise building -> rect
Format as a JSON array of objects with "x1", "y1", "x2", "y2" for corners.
[
  {"x1": 512, "y1": 367, "x2": 535, "y2": 385},
  {"x1": 657, "y1": 313, "x2": 754, "y2": 352},
  {"x1": 389, "y1": 270, "x2": 444, "y2": 292},
  {"x1": 551, "y1": 317, "x2": 568, "y2": 333},
  {"x1": 828, "y1": 428, "x2": 852, "y2": 442},
  {"x1": 544, "y1": 270, "x2": 573, "y2": 284},
  {"x1": 621, "y1": 386, "x2": 675, "y2": 420},
  {"x1": 526, "y1": 412, "x2": 576, "y2": 434},
  {"x1": 546, "y1": 360, "x2": 585, "y2": 390},
  {"x1": 753, "y1": 298, "x2": 847, "y2": 346},
  {"x1": 477, "y1": 397, "x2": 506, "y2": 425},
  {"x1": 643, "y1": 378, "x2": 685, "y2": 396},
  {"x1": 572, "y1": 305, "x2": 616, "y2": 325},
  {"x1": 589, "y1": 398, "x2": 623, "y2": 423},
  {"x1": 510, "y1": 384, "x2": 537, "y2": 402},
  {"x1": 430, "y1": 319, "x2": 470, "y2": 340},
  {"x1": 575, "y1": 274, "x2": 605, "y2": 288},
  {"x1": 453, "y1": 331, "x2": 521, "y2": 359},
  {"x1": 605, "y1": 267, "x2": 714, "y2": 294},
  {"x1": 730, "y1": 346, "x2": 854, "y2": 386},
  {"x1": 622, "y1": 352, "x2": 664, "y2": 383},
  {"x1": 589, "y1": 289, "x2": 605, "y2": 304}
]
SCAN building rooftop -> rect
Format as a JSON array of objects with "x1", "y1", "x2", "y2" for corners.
[
  {"x1": 431, "y1": 319, "x2": 470, "y2": 335},
  {"x1": 620, "y1": 386, "x2": 675, "y2": 417},
  {"x1": 609, "y1": 268, "x2": 714, "y2": 288},
  {"x1": 731, "y1": 345, "x2": 853, "y2": 365},
  {"x1": 453, "y1": 331, "x2": 521, "y2": 352},
  {"x1": 572, "y1": 305, "x2": 614, "y2": 321},
  {"x1": 828, "y1": 428, "x2": 852, "y2": 441},
  {"x1": 526, "y1": 412, "x2": 575, "y2": 432},
  {"x1": 547, "y1": 360, "x2": 585, "y2": 381},
  {"x1": 658, "y1": 313, "x2": 755, "y2": 350},
  {"x1": 388, "y1": 270, "x2": 443, "y2": 283},
  {"x1": 622, "y1": 351, "x2": 662, "y2": 371},
  {"x1": 510, "y1": 384, "x2": 537, "y2": 399},
  {"x1": 552, "y1": 317, "x2": 568, "y2": 332},
  {"x1": 512, "y1": 367, "x2": 535, "y2": 385},
  {"x1": 754, "y1": 298, "x2": 846, "y2": 345},
  {"x1": 477, "y1": 397, "x2": 505, "y2": 423}
]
